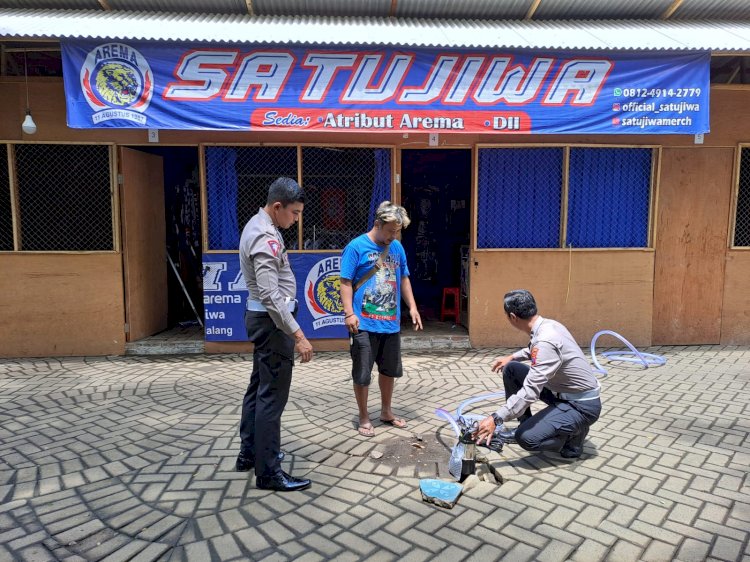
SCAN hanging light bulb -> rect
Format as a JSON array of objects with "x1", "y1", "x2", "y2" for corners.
[
  {"x1": 22, "y1": 110, "x2": 37, "y2": 135},
  {"x1": 22, "y1": 49, "x2": 37, "y2": 135}
]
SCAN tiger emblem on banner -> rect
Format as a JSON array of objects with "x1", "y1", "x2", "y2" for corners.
[
  {"x1": 305, "y1": 257, "x2": 344, "y2": 329},
  {"x1": 79, "y1": 43, "x2": 153, "y2": 125}
]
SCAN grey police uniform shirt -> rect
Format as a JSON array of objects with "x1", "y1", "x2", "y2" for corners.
[
  {"x1": 494, "y1": 316, "x2": 600, "y2": 422},
  {"x1": 239, "y1": 208, "x2": 300, "y2": 335}
]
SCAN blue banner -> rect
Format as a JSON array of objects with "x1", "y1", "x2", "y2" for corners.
[
  {"x1": 202, "y1": 252, "x2": 347, "y2": 341},
  {"x1": 61, "y1": 40, "x2": 709, "y2": 134}
]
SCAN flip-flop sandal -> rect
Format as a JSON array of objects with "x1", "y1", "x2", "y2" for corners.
[
  {"x1": 379, "y1": 418, "x2": 407, "y2": 428},
  {"x1": 358, "y1": 425, "x2": 375, "y2": 437}
]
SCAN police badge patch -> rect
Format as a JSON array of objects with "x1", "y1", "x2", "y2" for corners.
[{"x1": 267, "y1": 240, "x2": 281, "y2": 256}]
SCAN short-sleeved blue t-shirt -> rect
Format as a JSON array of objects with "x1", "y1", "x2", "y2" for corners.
[{"x1": 340, "y1": 234, "x2": 410, "y2": 334}]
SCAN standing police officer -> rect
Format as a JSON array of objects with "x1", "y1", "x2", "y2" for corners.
[
  {"x1": 475, "y1": 289, "x2": 601, "y2": 459},
  {"x1": 235, "y1": 177, "x2": 314, "y2": 492}
]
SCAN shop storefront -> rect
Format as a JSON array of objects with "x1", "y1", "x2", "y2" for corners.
[{"x1": 1, "y1": 14, "x2": 749, "y2": 357}]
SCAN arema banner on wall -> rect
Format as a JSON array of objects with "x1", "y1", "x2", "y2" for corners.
[
  {"x1": 203, "y1": 252, "x2": 346, "y2": 341},
  {"x1": 62, "y1": 40, "x2": 710, "y2": 134}
]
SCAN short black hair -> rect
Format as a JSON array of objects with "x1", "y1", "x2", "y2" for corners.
[
  {"x1": 267, "y1": 177, "x2": 305, "y2": 206},
  {"x1": 503, "y1": 289, "x2": 538, "y2": 319}
]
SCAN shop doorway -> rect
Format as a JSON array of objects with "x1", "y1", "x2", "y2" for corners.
[
  {"x1": 400, "y1": 149, "x2": 472, "y2": 330},
  {"x1": 120, "y1": 146, "x2": 203, "y2": 351}
]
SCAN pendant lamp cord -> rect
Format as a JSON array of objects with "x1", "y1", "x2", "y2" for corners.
[{"x1": 24, "y1": 49, "x2": 29, "y2": 109}]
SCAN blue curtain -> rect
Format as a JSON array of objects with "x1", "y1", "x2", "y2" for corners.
[
  {"x1": 206, "y1": 147, "x2": 239, "y2": 250},
  {"x1": 567, "y1": 148, "x2": 651, "y2": 248},
  {"x1": 369, "y1": 148, "x2": 392, "y2": 227},
  {"x1": 477, "y1": 148, "x2": 563, "y2": 248}
]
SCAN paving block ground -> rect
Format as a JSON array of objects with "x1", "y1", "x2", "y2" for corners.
[{"x1": 0, "y1": 345, "x2": 748, "y2": 561}]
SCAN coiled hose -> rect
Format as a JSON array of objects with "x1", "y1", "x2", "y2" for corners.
[{"x1": 590, "y1": 329, "x2": 666, "y2": 376}]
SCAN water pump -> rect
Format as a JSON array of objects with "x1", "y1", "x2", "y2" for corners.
[{"x1": 458, "y1": 425, "x2": 477, "y2": 482}]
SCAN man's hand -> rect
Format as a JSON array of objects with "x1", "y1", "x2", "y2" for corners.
[
  {"x1": 473, "y1": 415, "x2": 496, "y2": 446},
  {"x1": 345, "y1": 313, "x2": 359, "y2": 334},
  {"x1": 294, "y1": 332, "x2": 313, "y2": 363},
  {"x1": 410, "y1": 307, "x2": 423, "y2": 331},
  {"x1": 491, "y1": 354, "x2": 514, "y2": 373}
]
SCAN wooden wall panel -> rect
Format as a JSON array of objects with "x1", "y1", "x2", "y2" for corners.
[
  {"x1": 721, "y1": 251, "x2": 750, "y2": 345},
  {"x1": 469, "y1": 250, "x2": 654, "y2": 348},
  {"x1": 653, "y1": 148, "x2": 733, "y2": 344},
  {"x1": 0, "y1": 81, "x2": 22, "y2": 141},
  {"x1": 706, "y1": 87, "x2": 750, "y2": 147},
  {"x1": 2, "y1": 80, "x2": 750, "y2": 148},
  {"x1": 0, "y1": 254, "x2": 126, "y2": 356}
]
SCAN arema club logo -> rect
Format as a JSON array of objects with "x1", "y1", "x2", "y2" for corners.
[
  {"x1": 305, "y1": 257, "x2": 344, "y2": 330},
  {"x1": 80, "y1": 43, "x2": 153, "y2": 125}
]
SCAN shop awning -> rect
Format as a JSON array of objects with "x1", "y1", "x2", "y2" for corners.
[
  {"x1": 3, "y1": 9, "x2": 750, "y2": 52},
  {"x1": 3, "y1": 0, "x2": 750, "y2": 21}
]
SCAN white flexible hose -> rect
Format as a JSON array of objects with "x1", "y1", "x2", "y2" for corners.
[
  {"x1": 435, "y1": 408, "x2": 462, "y2": 437},
  {"x1": 435, "y1": 391, "x2": 507, "y2": 436},
  {"x1": 590, "y1": 329, "x2": 666, "y2": 376},
  {"x1": 456, "y1": 391, "x2": 506, "y2": 419}
]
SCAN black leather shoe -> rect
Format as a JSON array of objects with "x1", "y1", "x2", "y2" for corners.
[
  {"x1": 235, "y1": 453, "x2": 254, "y2": 472},
  {"x1": 235, "y1": 451, "x2": 285, "y2": 472},
  {"x1": 496, "y1": 429, "x2": 517, "y2": 445},
  {"x1": 256, "y1": 470, "x2": 311, "y2": 492},
  {"x1": 560, "y1": 426, "x2": 589, "y2": 459}
]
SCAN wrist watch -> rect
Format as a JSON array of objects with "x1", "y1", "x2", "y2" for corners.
[{"x1": 491, "y1": 413, "x2": 503, "y2": 426}]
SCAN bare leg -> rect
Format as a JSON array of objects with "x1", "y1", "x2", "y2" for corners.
[
  {"x1": 378, "y1": 373, "x2": 395, "y2": 420},
  {"x1": 354, "y1": 383, "x2": 374, "y2": 435},
  {"x1": 379, "y1": 374, "x2": 406, "y2": 427}
]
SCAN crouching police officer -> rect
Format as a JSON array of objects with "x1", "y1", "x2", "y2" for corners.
[
  {"x1": 235, "y1": 177, "x2": 314, "y2": 492},
  {"x1": 475, "y1": 289, "x2": 601, "y2": 459}
]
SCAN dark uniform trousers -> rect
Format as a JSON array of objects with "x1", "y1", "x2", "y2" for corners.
[
  {"x1": 239, "y1": 311, "x2": 295, "y2": 477},
  {"x1": 503, "y1": 361, "x2": 601, "y2": 453}
]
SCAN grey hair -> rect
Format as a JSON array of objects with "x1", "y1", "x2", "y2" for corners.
[
  {"x1": 503, "y1": 289, "x2": 538, "y2": 319},
  {"x1": 375, "y1": 201, "x2": 411, "y2": 228}
]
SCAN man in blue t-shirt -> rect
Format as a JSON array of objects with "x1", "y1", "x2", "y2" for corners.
[{"x1": 340, "y1": 201, "x2": 423, "y2": 438}]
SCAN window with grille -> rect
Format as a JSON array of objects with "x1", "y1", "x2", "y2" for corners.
[
  {"x1": 477, "y1": 147, "x2": 563, "y2": 248},
  {"x1": 734, "y1": 147, "x2": 750, "y2": 247},
  {"x1": 205, "y1": 146, "x2": 392, "y2": 251},
  {"x1": 477, "y1": 146, "x2": 654, "y2": 249},
  {"x1": 567, "y1": 148, "x2": 652, "y2": 248},
  {"x1": 0, "y1": 144, "x2": 12, "y2": 251},
  {"x1": 301, "y1": 147, "x2": 391, "y2": 250},
  {"x1": 206, "y1": 146, "x2": 297, "y2": 250},
  {"x1": 14, "y1": 144, "x2": 113, "y2": 251}
]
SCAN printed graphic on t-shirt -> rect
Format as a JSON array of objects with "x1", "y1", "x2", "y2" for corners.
[{"x1": 361, "y1": 260, "x2": 398, "y2": 321}]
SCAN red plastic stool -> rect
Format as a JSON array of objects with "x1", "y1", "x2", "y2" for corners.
[{"x1": 441, "y1": 287, "x2": 461, "y2": 323}]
